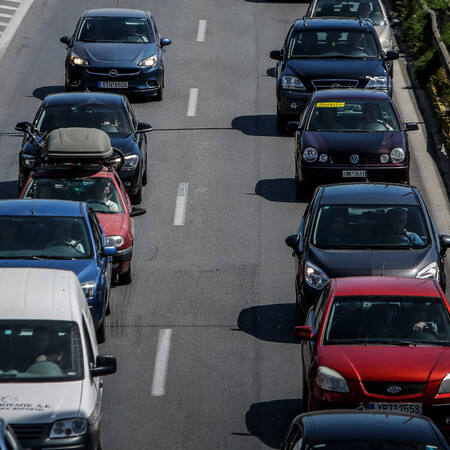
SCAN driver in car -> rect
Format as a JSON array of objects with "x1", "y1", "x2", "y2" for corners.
[
  {"x1": 88, "y1": 181, "x2": 119, "y2": 212},
  {"x1": 360, "y1": 103, "x2": 393, "y2": 130},
  {"x1": 382, "y1": 207, "x2": 424, "y2": 245},
  {"x1": 46, "y1": 222, "x2": 86, "y2": 253}
]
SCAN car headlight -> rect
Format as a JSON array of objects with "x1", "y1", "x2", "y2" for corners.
[
  {"x1": 379, "y1": 38, "x2": 391, "y2": 51},
  {"x1": 70, "y1": 53, "x2": 89, "y2": 66},
  {"x1": 303, "y1": 147, "x2": 318, "y2": 163},
  {"x1": 138, "y1": 53, "x2": 158, "y2": 68},
  {"x1": 282, "y1": 76, "x2": 305, "y2": 89},
  {"x1": 366, "y1": 76, "x2": 388, "y2": 89},
  {"x1": 50, "y1": 418, "x2": 87, "y2": 438},
  {"x1": 438, "y1": 373, "x2": 450, "y2": 394},
  {"x1": 416, "y1": 262, "x2": 439, "y2": 281},
  {"x1": 317, "y1": 366, "x2": 350, "y2": 393},
  {"x1": 123, "y1": 154, "x2": 139, "y2": 170},
  {"x1": 107, "y1": 235, "x2": 125, "y2": 248},
  {"x1": 390, "y1": 147, "x2": 405, "y2": 163},
  {"x1": 81, "y1": 281, "x2": 96, "y2": 299},
  {"x1": 380, "y1": 154, "x2": 389, "y2": 163},
  {"x1": 22, "y1": 155, "x2": 35, "y2": 168},
  {"x1": 305, "y1": 261, "x2": 329, "y2": 290},
  {"x1": 319, "y1": 154, "x2": 328, "y2": 163}
]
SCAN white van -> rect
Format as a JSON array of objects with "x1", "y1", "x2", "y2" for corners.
[{"x1": 0, "y1": 267, "x2": 116, "y2": 449}]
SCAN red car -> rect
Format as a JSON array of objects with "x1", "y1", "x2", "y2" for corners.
[{"x1": 296, "y1": 276, "x2": 450, "y2": 437}]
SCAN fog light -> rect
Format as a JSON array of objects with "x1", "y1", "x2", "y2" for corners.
[
  {"x1": 380, "y1": 154, "x2": 389, "y2": 163},
  {"x1": 69, "y1": 80, "x2": 81, "y2": 87},
  {"x1": 146, "y1": 80, "x2": 158, "y2": 88},
  {"x1": 319, "y1": 154, "x2": 328, "y2": 163},
  {"x1": 123, "y1": 181, "x2": 131, "y2": 188},
  {"x1": 290, "y1": 102, "x2": 298, "y2": 110}
]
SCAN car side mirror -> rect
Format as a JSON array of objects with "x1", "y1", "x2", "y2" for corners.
[
  {"x1": 60, "y1": 36, "x2": 72, "y2": 46},
  {"x1": 287, "y1": 121, "x2": 299, "y2": 133},
  {"x1": 90, "y1": 355, "x2": 117, "y2": 377},
  {"x1": 160, "y1": 38, "x2": 172, "y2": 47},
  {"x1": 293, "y1": 326, "x2": 315, "y2": 340},
  {"x1": 130, "y1": 206, "x2": 146, "y2": 217},
  {"x1": 137, "y1": 122, "x2": 152, "y2": 133},
  {"x1": 404, "y1": 122, "x2": 419, "y2": 131},
  {"x1": 15, "y1": 122, "x2": 30, "y2": 133},
  {"x1": 102, "y1": 246, "x2": 117, "y2": 257},
  {"x1": 286, "y1": 234, "x2": 303, "y2": 258},
  {"x1": 384, "y1": 50, "x2": 399, "y2": 61},
  {"x1": 390, "y1": 19, "x2": 400, "y2": 27},
  {"x1": 270, "y1": 50, "x2": 282, "y2": 61},
  {"x1": 440, "y1": 235, "x2": 450, "y2": 252}
]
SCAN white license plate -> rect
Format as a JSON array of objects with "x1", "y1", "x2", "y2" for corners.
[
  {"x1": 99, "y1": 81, "x2": 128, "y2": 89},
  {"x1": 342, "y1": 170, "x2": 366, "y2": 178},
  {"x1": 369, "y1": 402, "x2": 422, "y2": 414}
]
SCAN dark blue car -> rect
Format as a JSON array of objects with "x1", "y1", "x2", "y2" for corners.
[
  {"x1": 0, "y1": 200, "x2": 116, "y2": 343},
  {"x1": 16, "y1": 92, "x2": 152, "y2": 204},
  {"x1": 60, "y1": 8, "x2": 171, "y2": 100}
]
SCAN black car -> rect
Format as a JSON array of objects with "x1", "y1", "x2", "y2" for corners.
[
  {"x1": 16, "y1": 92, "x2": 151, "y2": 204},
  {"x1": 285, "y1": 182, "x2": 450, "y2": 323},
  {"x1": 291, "y1": 89, "x2": 418, "y2": 195},
  {"x1": 281, "y1": 409, "x2": 450, "y2": 449},
  {"x1": 270, "y1": 17, "x2": 399, "y2": 132},
  {"x1": 60, "y1": 8, "x2": 171, "y2": 100}
]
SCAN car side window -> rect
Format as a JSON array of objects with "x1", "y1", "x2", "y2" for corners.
[
  {"x1": 82, "y1": 317, "x2": 95, "y2": 369},
  {"x1": 125, "y1": 98, "x2": 138, "y2": 129},
  {"x1": 88, "y1": 211, "x2": 103, "y2": 252},
  {"x1": 314, "y1": 283, "x2": 331, "y2": 331},
  {"x1": 283, "y1": 423, "x2": 303, "y2": 449}
]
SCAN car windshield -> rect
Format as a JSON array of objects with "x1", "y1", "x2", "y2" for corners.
[
  {"x1": 305, "y1": 100, "x2": 401, "y2": 131},
  {"x1": 35, "y1": 104, "x2": 132, "y2": 137},
  {"x1": 0, "y1": 216, "x2": 92, "y2": 259},
  {"x1": 77, "y1": 17, "x2": 154, "y2": 43},
  {"x1": 312, "y1": 205, "x2": 430, "y2": 249},
  {"x1": 324, "y1": 296, "x2": 450, "y2": 345},
  {"x1": 289, "y1": 30, "x2": 379, "y2": 59},
  {"x1": 313, "y1": 0, "x2": 387, "y2": 26},
  {"x1": 310, "y1": 442, "x2": 443, "y2": 449},
  {"x1": 0, "y1": 320, "x2": 84, "y2": 382},
  {"x1": 23, "y1": 178, "x2": 125, "y2": 214}
]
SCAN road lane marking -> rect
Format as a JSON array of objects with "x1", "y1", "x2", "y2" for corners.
[
  {"x1": 187, "y1": 88, "x2": 198, "y2": 117},
  {"x1": 151, "y1": 328, "x2": 172, "y2": 396},
  {"x1": 174, "y1": 183, "x2": 188, "y2": 226},
  {"x1": 197, "y1": 20, "x2": 207, "y2": 41}
]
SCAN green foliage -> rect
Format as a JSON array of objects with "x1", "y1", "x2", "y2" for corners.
[{"x1": 403, "y1": 9, "x2": 431, "y2": 58}]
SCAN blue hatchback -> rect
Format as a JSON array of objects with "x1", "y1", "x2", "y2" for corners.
[
  {"x1": 0, "y1": 199, "x2": 116, "y2": 343},
  {"x1": 60, "y1": 8, "x2": 171, "y2": 100}
]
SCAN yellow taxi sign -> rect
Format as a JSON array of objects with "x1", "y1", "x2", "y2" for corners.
[{"x1": 316, "y1": 102, "x2": 345, "y2": 107}]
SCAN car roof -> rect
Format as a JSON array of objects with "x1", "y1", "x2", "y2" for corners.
[
  {"x1": 333, "y1": 276, "x2": 442, "y2": 298},
  {"x1": 0, "y1": 199, "x2": 85, "y2": 217},
  {"x1": 318, "y1": 183, "x2": 420, "y2": 205},
  {"x1": 299, "y1": 410, "x2": 441, "y2": 442},
  {"x1": 41, "y1": 92, "x2": 126, "y2": 108},
  {"x1": 312, "y1": 89, "x2": 391, "y2": 101},
  {"x1": 293, "y1": 17, "x2": 374, "y2": 32},
  {"x1": 83, "y1": 8, "x2": 149, "y2": 19},
  {"x1": 0, "y1": 268, "x2": 87, "y2": 322}
]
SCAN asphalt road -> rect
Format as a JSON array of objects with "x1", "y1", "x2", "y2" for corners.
[{"x1": 0, "y1": 1, "x2": 449, "y2": 449}]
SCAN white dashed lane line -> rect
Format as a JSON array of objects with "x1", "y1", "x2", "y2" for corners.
[
  {"x1": 173, "y1": 183, "x2": 188, "y2": 226},
  {"x1": 187, "y1": 88, "x2": 199, "y2": 117},
  {"x1": 197, "y1": 20, "x2": 207, "y2": 42},
  {"x1": 151, "y1": 329, "x2": 172, "y2": 397}
]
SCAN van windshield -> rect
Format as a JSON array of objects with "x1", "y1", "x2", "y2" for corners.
[{"x1": 0, "y1": 320, "x2": 84, "y2": 382}]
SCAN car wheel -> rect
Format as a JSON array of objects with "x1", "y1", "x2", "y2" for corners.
[
  {"x1": 295, "y1": 172, "x2": 302, "y2": 199},
  {"x1": 130, "y1": 183, "x2": 143, "y2": 205},
  {"x1": 302, "y1": 371, "x2": 310, "y2": 412},
  {"x1": 96, "y1": 318, "x2": 106, "y2": 344},
  {"x1": 154, "y1": 85, "x2": 163, "y2": 102},
  {"x1": 277, "y1": 111, "x2": 289, "y2": 134},
  {"x1": 96, "y1": 424, "x2": 103, "y2": 450},
  {"x1": 296, "y1": 287, "x2": 308, "y2": 325},
  {"x1": 118, "y1": 264, "x2": 132, "y2": 285},
  {"x1": 142, "y1": 164, "x2": 148, "y2": 186}
]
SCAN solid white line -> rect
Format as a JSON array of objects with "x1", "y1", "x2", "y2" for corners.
[
  {"x1": 173, "y1": 183, "x2": 188, "y2": 226},
  {"x1": 187, "y1": 88, "x2": 199, "y2": 117},
  {"x1": 197, "y1": 20, "x2": 207, "y2": 41},
  {"x1": 151, "y1": 329, "x2": 172, "y2": 396}
]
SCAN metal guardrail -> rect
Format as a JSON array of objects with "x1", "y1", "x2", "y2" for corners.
[{"x1": 427, "y1": 6, "x2": 450, "y2": 81}]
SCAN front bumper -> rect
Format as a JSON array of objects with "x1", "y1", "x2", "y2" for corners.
[
  {"x1": 277, "y1": 89, "x2": 312, "y2": 116},
  {"x1": 117, "y1": 165, "x2": 141, "y2": 195},
  {"x1": 112, "y1": 246, "x2": 132, "y2": 275}
]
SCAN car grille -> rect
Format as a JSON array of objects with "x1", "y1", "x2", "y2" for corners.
[
  {"x1": 363, "y1": 382, "x2": 426, "y2": 396},
  {"x1": 312, "y1": 79, "x2": 359, "y2": 90},
  {"x1": 86, "y1": 68, "x2": 141, "y2": 81},
  {"x1": 331, "y1": 155, "x2": 380, "y2": 164},
  {"x1": 11, "y1": 423, "x2": 47, "y2": 440}
]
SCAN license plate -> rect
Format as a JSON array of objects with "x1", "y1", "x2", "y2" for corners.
[
  {"x1": 342, "y1": 170, "x2": 366, "y2": 178},
  {"x1": 99, "y1": 81, "x2": 128, "y2": 89},
  {"x1": 369, "y1": 402, "x2": 422, "y2": 414}
]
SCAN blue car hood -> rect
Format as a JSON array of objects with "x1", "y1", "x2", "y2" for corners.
[{"x1": 74, "y1": 42, "x2": 156, "y2": 63}]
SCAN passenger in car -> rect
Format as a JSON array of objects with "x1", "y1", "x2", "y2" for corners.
[
  {"x1": 378, "y1": 208, "x2": 424, "y2": 245},
  {"x1": 316, "y1": 107, "x2": 346, "y2": 130}
]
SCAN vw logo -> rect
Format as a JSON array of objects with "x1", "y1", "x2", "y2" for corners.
[
  {"x1": 109, "y1": 69, "x2": 118, "y2": 78},
  {"x1": 350, "y1": 154, "x2": 359, "y2": 164},
  {"x1": 387, "y1": 386, "x2": 402, "y2": 394},
  {"x1": 331, "y1": 83, "x2": 340, "y2": 88}
]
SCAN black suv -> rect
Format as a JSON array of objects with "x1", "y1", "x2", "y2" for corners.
[{"x1": 270, "y1": 17, "x2": 399, "y2": 132}]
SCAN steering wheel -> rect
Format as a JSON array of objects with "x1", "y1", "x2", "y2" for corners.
[
  {"x1": 363, "y1": 121, "x2": 389, "y2": 131},
  {"x1": 89, "y1": 200, "x2": 110, "y2": 211}
]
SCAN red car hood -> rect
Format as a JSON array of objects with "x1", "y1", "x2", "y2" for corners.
[
  {"x1": 320, "y1": 345, "x2": 450, "y2": 382},
  {"x1": 96, "y1": 213, "x2": 128, "y2": 237}
]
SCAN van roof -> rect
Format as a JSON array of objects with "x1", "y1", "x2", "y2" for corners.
[{"x1": 0, "y1": 268, "x2": 87, "y2": 322}]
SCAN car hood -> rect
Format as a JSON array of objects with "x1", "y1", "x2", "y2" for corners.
[
  {"x1": 308, "y1": 247, "x2": 435, "y2": 279},
  {"x1": 320, "y1": 345, "x2": 450, "y2": 382},
  {"x1": 96, "y1": 213, "x2": 127, "y2": 237},
  {"x1": 0, "y1": 381, "x2": 82, "y2": 423},
  {"x1": 302, "y1": 131, "x2": 404, "y2": 153},
  {"x1": 284, "y1": 59, "x2": 386, "y2": 83},
  {"x1": 74, "y1": 42, "x2": 156, "y2": 63}
]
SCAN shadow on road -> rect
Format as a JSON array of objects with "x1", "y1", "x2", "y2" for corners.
[
  {"x1": 266, "y1": 67, "x2": 276, "y2": 78},
  {"x1": 0, "y1": 181, "x2": 19, "y2": 199},
  {"x1": 243, "y1": 399, "x2": 302, "y2": 449},
  {"x1": 33, "y1": 86, "x2": 65, "y2": 101},
  {"x1": 232, "y1": 114, "x2": 284, "y2": 137},
  {"x1": 236, "y1": 303, "x2": 298, "y2": 343},
  {"x1": 254, "y1": 178, "x2": 307, "y2": 203}
]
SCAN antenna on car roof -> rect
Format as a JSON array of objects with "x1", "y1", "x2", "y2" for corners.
[
  {"x1": 358, "y1": 16, "x2": 365, "y2": 26},
  {"x1": 302, "y1": 16, "x2": 308, "y2": 26}
]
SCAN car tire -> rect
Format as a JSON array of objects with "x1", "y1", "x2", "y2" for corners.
[
  {"x1": 96, "y1": 425, "x2": 103, "y2": 450},
  {"x1": 154, "y1": 85, "x2": 163, "y2": 102},
  {"x1": 130, "y1": 183, "x2": 143, "y2": 205},
  {"x1": 142, "y1": 164, "x2": 148, "y2": 186},
  {"x1": 296, "y1": 288, "x2": 308, "y2": 325},
  {"x1": 118, "y1": 265, "x2": 132, "y2": 285},
  {"x1": 295, "y1": 172, "x2": 302, "y2": 199},
  {"x1": 96, "y1": 318, "x2": 106, "y2": 344},
  {"x1": 277, "y1": 112, "x2": 289, "y2": 134},
  {"x1": 302, "y1": 371, "x2": 310, "y2": 412}
]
